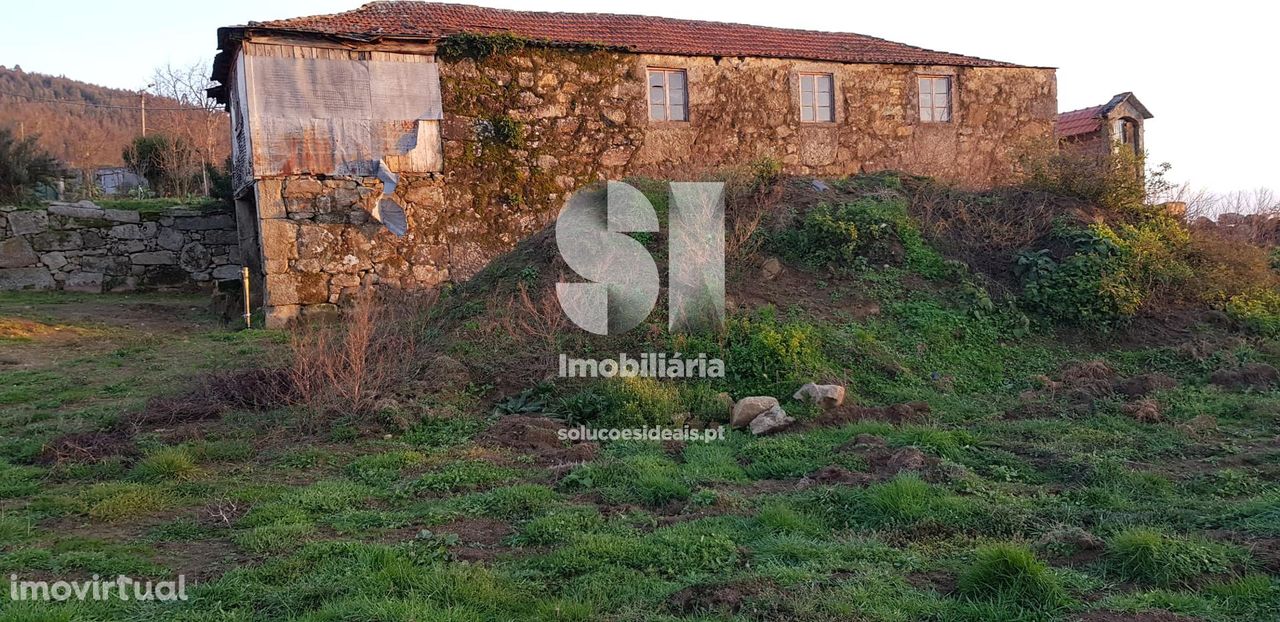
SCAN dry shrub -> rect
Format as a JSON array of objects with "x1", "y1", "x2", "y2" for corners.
[
  {"x1": 498, "y1": 281, "x2": 565, "y2": 352},
  {"x1": 286, "y1": 288, "x2": 428, "y2": 424},
  {"x1": 906, "y1": 178, "x2": 1079, "y2": 282},
  {"x1": 1184, "y1": 230, "x2": 1280, "y2": 305},
  {"x1": 133, "y1": 369, "x2": 294, "y2": 427},
  {"x1": 718, "y1": 160, "x2": 786, "y2": 261}
]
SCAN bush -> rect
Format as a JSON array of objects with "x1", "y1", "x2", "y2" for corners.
[
  {"x1": 1225, "y1": 288, "x2": 1280, "y2": 337},
  {"x1": 696, "y1": 308, "x2": 829, "y2": 398},
  {"x1": 1020, "y1": 148, "x2": 1147, "y2": 213},
  {"x1": 1017, "y1": 220, "x2": 1192, "y2": 325},
  {"x1": 0, "y1": 127, "x2": 61, "y2": 203},
  {"x1": 957, "y1": 544, "x2": 1070, "y2": 609}
]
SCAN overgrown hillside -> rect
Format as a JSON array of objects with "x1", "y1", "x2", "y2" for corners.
[{"x1": 1, "y1": 163, "x2": 1278, "y2": 621}]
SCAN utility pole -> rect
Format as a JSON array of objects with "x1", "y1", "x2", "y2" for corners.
[{"x1": 140, "y1": 83, "x2": 155, "y2": 135}]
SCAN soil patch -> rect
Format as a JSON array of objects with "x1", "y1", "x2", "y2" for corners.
[{"x1": 478, "y1": 415, "x2": 598, "y2": 466}]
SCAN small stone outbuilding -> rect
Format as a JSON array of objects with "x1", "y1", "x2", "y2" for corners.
[
  {"x1": 208, "y1": 1, "x2": 1059, "y2": 326},
  {"x1": 1055, "y1": 92, "x2": 1153, "y2": 157}
]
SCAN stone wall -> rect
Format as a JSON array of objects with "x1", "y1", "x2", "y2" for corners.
[
  {"x1": 243, "y1": 43, "x2": 1057, "y2": 326},
  {"x1": 0, "y1": 201, "x2": 241, "y2": 293}
]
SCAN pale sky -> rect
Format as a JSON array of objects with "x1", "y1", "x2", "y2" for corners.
[{"x1": 0, "y1": 0, "x2": 1271, "y2": 196}]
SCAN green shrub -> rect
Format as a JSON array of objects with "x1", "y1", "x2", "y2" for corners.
[
  {"x1": 1107, "y1": 528, "x2": 1243, "y2": 586},
  {"x1": 711, "y1": 308, "x2": 830, "y2": 398},
  {"x1": 597, "y1": 377, "x2": 682, "y2": 428},
  {"x1": 1226, "y1": 288, "x2": 1280, "y2": 337},
  {"x1": 957, "y1": 544, "x2": 1070, "y2": 609}
]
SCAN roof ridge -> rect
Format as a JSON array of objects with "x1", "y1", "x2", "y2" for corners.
[{"x1": 242, "y1": 1, "x2": 1029, "y2": 68}]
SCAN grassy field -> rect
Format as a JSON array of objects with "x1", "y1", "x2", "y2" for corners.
[{"x1": 1, "y1": 177, "x2": 1278, "y2": 622}]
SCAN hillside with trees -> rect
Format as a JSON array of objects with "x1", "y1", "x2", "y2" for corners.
[{"x1": 0, "y1": 64, "x2": 229, "y2": 189}]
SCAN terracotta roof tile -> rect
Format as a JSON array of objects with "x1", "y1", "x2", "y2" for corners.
[
  {"x1": 1055, "y1": 105, "x2": 1105, "y2": 139},
  {"x1": 243, "y1": 1, "x2": 1025, "y2": 67}
]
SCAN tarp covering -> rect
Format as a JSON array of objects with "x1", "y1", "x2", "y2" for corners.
[{"x1": 245, "y1": 53, "x2": 443, "y2": 177}]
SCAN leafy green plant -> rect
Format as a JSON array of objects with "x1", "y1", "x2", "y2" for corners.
[{"x1": 1226, "y1": 288, "x2": 1280, "y2": 337}]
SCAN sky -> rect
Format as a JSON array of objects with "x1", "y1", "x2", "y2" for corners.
[{"x1": 0, "y1": 0, "x2": 1272, "y2": 196}]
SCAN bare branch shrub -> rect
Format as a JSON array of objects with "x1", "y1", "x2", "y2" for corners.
[
  {"x1": 285, "y1": 289, "x2": 427, "y2": 427},
  {"x1": 498, "y1": 281, "x2": 565, "y2": 352}
]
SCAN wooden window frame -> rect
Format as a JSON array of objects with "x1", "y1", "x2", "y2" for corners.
[
  {"x1": 798, "y1": 72, "x2": 835, "y2": 123},
  {"x1": 647, "y1": 67, "x2": 689, "y2": 122},
  {"x1": 917, "y1": 75, "x2": 953, "y2": 123}
]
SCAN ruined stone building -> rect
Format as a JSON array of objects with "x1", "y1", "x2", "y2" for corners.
[
  {"x1": 208, "y1": 1, "x2": 1058, "y2": 326},
  {"x1": 1055, "y1": 92, "x2": 1153, "y2": 156}
]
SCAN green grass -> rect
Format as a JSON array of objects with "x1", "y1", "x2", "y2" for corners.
[
  {"x1": 2, "y1": 180, "x2": 1280, "y2": 622},
  {"x1": 957, "y1": 544, "x2": 1071, "y2": 611},
  {"x1": 1107, "y1": 528, "x2": 1246, "y2": 586}
]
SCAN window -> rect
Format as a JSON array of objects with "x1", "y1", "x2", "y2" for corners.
[
  {"x1": 1114, "y1": 118, "x2": 1139, "y2": 155},
  {"x1": 799, "y1": 73, "x2": 834, "y2": 122},
  {"x1": 917, "y1": 76, "x2": 952, "y2": 123},
  {"x1": 648, "y1": 68, "x2": 688, "y2": 122}
]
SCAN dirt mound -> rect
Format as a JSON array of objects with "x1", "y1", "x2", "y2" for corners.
[
  {"x1": 1013, "y1": 361, "x2": 1182, "y2": 419},
  {"x1": 1209, "y1": 363, "x2": 1280, "y2": 392},
  {"x1": 1114, "y1": 373, "x2": 1178, "y2": 398},
  {"x1": 813, "y1": 439, "x2": 956, "y2": 485},
  {"x1": 478, "y1": 415, "x2": 598, "y2": 465},
  {"x1": 814, "y1": 401, "x2": 931, "y2": 427},
  {"x1": 667, "y1": 579, "x2": 772, "y2": 616}
]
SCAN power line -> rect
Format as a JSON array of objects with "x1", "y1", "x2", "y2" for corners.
[{"x1": 0, "y1": 87, "x2": 219, "y2": 112}]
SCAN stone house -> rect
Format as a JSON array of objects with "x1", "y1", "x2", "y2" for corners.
[
  {"x1": 1055, "y1": 92, "x2": 1153, "y2": 157},
  {"x1": 208, "y1": 1, "x2": 1058, "y2": 326}
]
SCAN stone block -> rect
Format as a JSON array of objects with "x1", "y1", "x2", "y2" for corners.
[
  {"x1": 201, "y1": 229, "x2": 238, "y2": 245},
  {"x1": 156, "y1": 227, "x2": 184, "y2": 250},
  {"x1": 131, "y1": 251, "x2": 177, "y2": 265},
  {"x1": 0, "y1": 267, "x2": 55, "y2": 290},
  {"x1": 7, "y1": 210, "x2": 48, "y2": 236},
  {"x1": 108, "y1": 223, "x2": 158, "y2": 240},
  {"x1": 40, "y1": 252, "x2": 68, "y2": 270},
  {"x1": 30, "y1": 230, "x2": 82, "y2": 251},
  {"x1": 211, "y1": 264, "x2": 242, "y2": 280},
  {"x1": 255, "y1": 179, "x2": 286, "y2": 219},
  {"x1": 0, "y1": 237, "x2": 38, "y2": 268},
  {"x1": 102, "y1": 209, "x2": 141, "y2": 223},
  {"x1": 64, "y1": 271, "x2": 104, "y2": 293},
  {"x1": 260, "y1": 219, "x2": 298, "y2": 261},
  {"x1": 179, "y1": 242, "x2": 211, "y2": 272},
  {"x1": 48, "y1": 204, "x2": 104, "y2": 219},
  {"x1": 174, "y1": 214, "x2": 235, "y2": 231}
]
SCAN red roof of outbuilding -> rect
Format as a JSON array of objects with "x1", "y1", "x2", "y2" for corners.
[{"x1": 1054, "y1": 105, "x2": 1106, "y2": 139}]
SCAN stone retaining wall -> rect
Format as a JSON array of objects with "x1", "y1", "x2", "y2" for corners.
[{"x1": 0, "y1": 201, "x2": 241, "y2": 293}]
